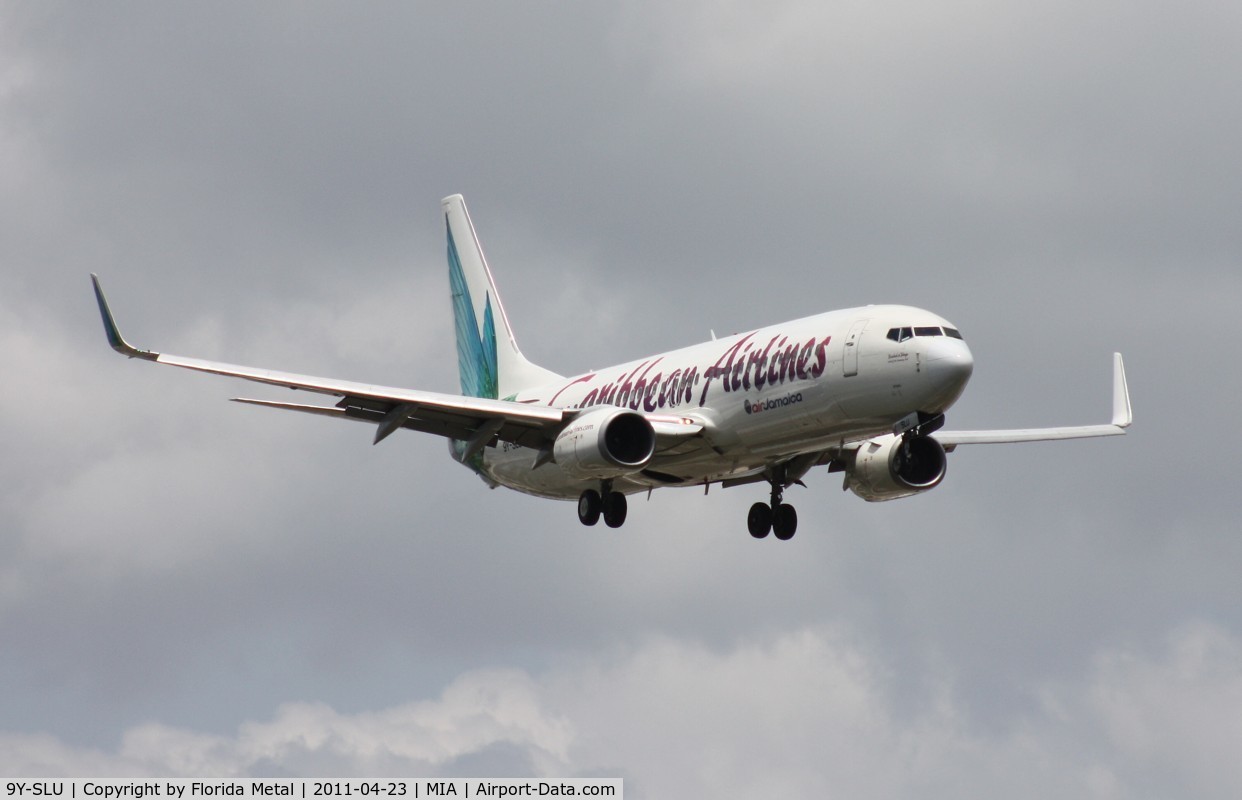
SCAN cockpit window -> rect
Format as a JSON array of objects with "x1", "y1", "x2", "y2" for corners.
[{"x1": 889, "y1": 325, "x2": 965, "y2": 341}]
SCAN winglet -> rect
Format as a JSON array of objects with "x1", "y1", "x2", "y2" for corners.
[
  {"x1": 1112, "y1": 352, "x2": 1132, "y2": 429},
  {"x1": 90, "y1": 274, "x2": 158, "y2": 360}
]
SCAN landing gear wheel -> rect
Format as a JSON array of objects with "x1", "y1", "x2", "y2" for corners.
[
  {"x1": 602, "y1": 491, "x2": 628, "y2": 528},
  {"x1": 772, "y1": 503, "x2": 798, "y2": 540},
  {"x1": 747, "y1": 502, "x2": 772, "y2": 538},
  {"x1": 577, "y1": 489, "x2": 602, "y2": 526}
]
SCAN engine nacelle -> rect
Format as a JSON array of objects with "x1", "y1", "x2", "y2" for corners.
[
  {"x1": 553, "y1": 407, "x2": 656, "y2": 479},
  {"x1": 845, "y1": 433, "x2": 947, "y2": 502}
]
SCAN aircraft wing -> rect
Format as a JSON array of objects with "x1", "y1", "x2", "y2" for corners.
[
  {"x1": 933, "y1": 352, "x2": 1131, "y2": 448},
  {"x1": 91, "y1": 275, "x2": 566, "y2": 452}
]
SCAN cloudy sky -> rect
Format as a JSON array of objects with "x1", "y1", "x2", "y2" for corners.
[{"x1": 2, "y1": 1, "x2": 1240, "y2": 796}]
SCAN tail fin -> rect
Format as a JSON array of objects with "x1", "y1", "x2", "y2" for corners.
[{"x1": 442, "y1": 194, "x2": 563, "y2": 400}]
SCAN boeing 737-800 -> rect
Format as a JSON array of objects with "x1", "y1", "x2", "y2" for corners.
[{"x1": 92, "y1": 194, "x2": 1131, "y2": 540}]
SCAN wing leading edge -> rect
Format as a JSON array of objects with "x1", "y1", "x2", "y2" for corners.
[{"x1": 934, "y1": 353, "x2": 1131, "y2": 448}]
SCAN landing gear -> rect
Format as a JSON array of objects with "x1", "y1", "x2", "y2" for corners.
[
  {"x1": 748, "y1": 473, "x2": 798, "y2": 540},
  {"x1": 578, "y1": 482, "x2": 628, "y2": 528},
  {"x1": 602, "y1": 491, "x2": 628, "y2": 528},
  {"x1": 577, "y1": 490, "x2": 602, "y2": 526}
]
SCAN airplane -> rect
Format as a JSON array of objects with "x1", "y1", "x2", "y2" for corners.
[{"x1": 91, "y1": 194, "x2": 1132, "y2": 540}]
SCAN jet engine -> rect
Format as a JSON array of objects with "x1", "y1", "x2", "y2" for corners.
[
  {"x1": 553, "y1": 407, "x2": 656, "y2": 479},
  {"x1": 845, "y1": 433, "x2": 947, "y2": 502}
]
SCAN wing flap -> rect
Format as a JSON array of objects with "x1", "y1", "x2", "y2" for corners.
[
  {"x1": 158, "y1": 352, "x2": 563, "y2": 424},
  {"x1": 157, "y1": 351, "x2": 567, "y2": 442},
  {"x1": 234, "y1": 397, "x2": 550, "y2": 446}
]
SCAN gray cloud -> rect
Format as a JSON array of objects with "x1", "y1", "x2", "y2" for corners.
[
  {"x1": 4, "y1": 624, "x2": 1241, "y2": 798},
  {"x1": 2, "y1": 1, "x2": 1239, "y2": 796}
]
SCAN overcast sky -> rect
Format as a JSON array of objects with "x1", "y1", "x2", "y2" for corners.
[{"x1": 2, "y1": 1, "x2": 1240, "y2": 796}]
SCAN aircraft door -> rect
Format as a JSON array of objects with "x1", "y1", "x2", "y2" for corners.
[{"x1": 843, "y1": 319, "x2": 869, "y2": 377}]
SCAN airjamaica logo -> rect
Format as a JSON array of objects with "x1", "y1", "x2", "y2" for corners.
[{"x1": 744, "y1": 392, "x2": 804, "y2": 415}]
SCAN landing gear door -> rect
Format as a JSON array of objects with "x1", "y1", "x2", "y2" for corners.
[{"x1": 843, "y1": 318, "x2": 869, "y2": 377}]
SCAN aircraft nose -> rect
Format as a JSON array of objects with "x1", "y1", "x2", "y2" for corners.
[{"x1": 926, "y1": 335, "x2": 974, "y2": 396}]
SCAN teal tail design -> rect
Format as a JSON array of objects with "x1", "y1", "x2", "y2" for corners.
[
  {"x1": 441, "y1": 194, "x2": 564, "y2": 409},
  {"x1": 447, "y1": 221, "x2": 499, "y2": 399}
]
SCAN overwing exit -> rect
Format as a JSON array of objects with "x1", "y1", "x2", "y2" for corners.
[{"x1": 92, "y1": 195, "x2": 1131, "y2": 540}]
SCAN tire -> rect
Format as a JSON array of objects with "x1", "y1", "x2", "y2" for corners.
[
  {"x1": 773, "y1": 504, "x2": 798, "y2": 540},
  {"x1": 747, "y1": 502, "x2": 772, "y2": 538},
  {"x1": 578, "y1": 490, "x2": 602, "y2": 526},
  {"x1": 602, "y1": 491, "x2": 628, "y2": 528}
]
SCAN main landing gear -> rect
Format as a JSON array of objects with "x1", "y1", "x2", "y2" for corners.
[
  {"x1": 747, "y1": 474, "x2": 798, "y2": 541},
  {"x1": 577, "y1": 481, "x2": 628, "y2": 528}
]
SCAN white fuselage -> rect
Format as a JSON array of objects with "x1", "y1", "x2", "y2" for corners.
[{"x1": 477, "y1": 304, "x2": 975, "y2": 499}]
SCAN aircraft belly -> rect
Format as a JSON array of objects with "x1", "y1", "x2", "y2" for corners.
[{"x1": 479, "y1": 444, "x2": 580, "y2": 500}]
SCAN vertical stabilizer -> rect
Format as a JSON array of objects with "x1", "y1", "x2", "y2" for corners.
[{"x1": 442, "y1": 194, "x2": 563, "y2": 400}]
